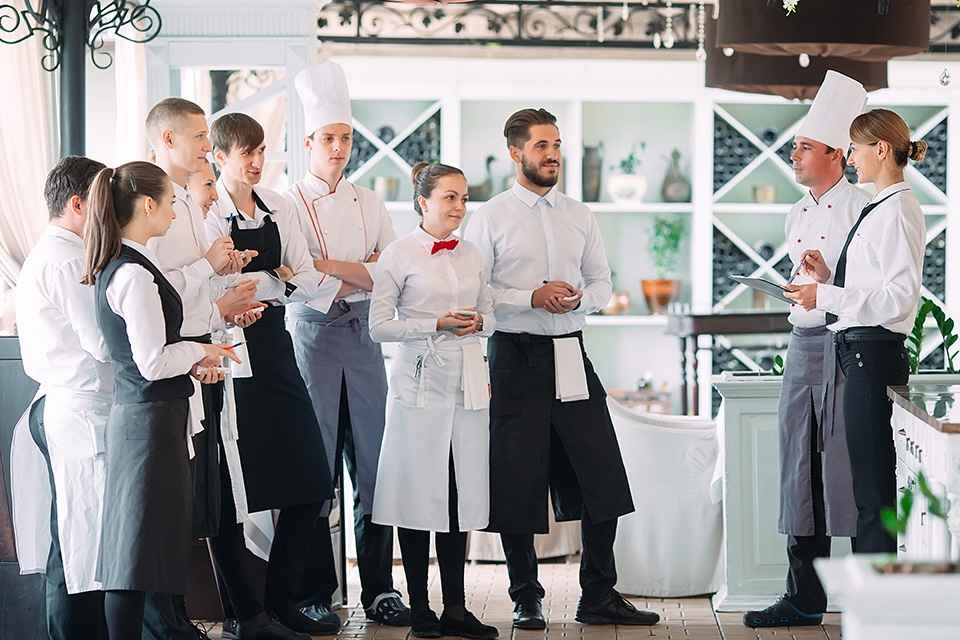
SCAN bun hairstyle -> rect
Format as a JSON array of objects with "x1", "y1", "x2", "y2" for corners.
[
  {"x1": 411, "y1": 161, "x2": 465, "y2": 216},
  {"x1": 82, "y1": 161, "x2": 170, "y2": 284},
  {"x1": 850, "y1": 108, "x2": 928, "y2": 167}
]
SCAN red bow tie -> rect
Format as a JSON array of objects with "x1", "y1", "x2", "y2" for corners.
[{"x1": 431, "y1": 239, "x2": 459, "y2": 255}]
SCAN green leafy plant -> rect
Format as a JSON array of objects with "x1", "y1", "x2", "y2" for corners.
[
  {"x1": 881, "y1": 470, "x2": 948, "y2": 538},
  {"x1": 648, "y1": 215, "x2": 685, "y2": 278},
  {"x1": 771, "y1": 354, "x2": 785, "y2": 376},
  {"x1": 617, "y1": 142, "x2": 646, "y2": 175},
  {"x1": 908, "y1": 296, "x2": 960, "y2": 374}
]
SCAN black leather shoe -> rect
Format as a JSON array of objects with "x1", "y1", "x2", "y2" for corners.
[
  {"x1": 409, "y1": 607, "x2": 443, "y2": 638},
  {"x1": 221, "y1": 618, "x2": 239, "y2": 640},
  {"x1": 512, "y1": 598, "x2": 546, "y2": 630},
  {"x1": 440, "y1": 608, "x2": 499, "y2": 639},
  {"x1": 365, "y1": 593, "x2": 412, "y2": 626},
  {"x1": 743, "y1": 597, "x2": 823, "y2": 628},
  {"x1": 238, "y1": 612, "x2": 312, "y2": 640},
  {"x1": 575, "y1": 592, "x2": 659, "y2": 626},
  {"x1": 274, "y1": 604, "x2": 342, "y2": 635}
]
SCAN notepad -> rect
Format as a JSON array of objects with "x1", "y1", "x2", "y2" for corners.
[{"x1": 729, "y1": 275, "x2": 794, "y2": 305}]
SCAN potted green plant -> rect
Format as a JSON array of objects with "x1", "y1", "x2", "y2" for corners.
[
  {"x1": 906, "y1": 296, "x2": 960, "y2": 383},
  {"x1": 607, "y1": 143, "x2": 647, "y2": 203},
  {"x1": 641, "y1": 215, "x2": 685, "y2": 314}
]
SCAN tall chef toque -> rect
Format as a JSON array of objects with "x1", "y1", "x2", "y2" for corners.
[
  {"x1": 295, "y1": 60, "x2": 353, "y2": 137},
  {"x1": 795, "y1": 70, "x2": 869, "y2": 155}
]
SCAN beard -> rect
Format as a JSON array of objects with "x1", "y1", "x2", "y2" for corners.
[{"x1": 521, "y1": 155, "x2": 559, "y2": 188}]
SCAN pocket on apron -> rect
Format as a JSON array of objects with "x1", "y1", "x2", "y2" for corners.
[{"x1": 389, "y1": 352, "x2": 425, "y2": 407}]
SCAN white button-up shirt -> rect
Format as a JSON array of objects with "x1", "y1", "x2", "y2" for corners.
[
  {"x1": 16, "y1": 226, "x2": 112, "y2": 394},
  {"x1": 369, "y1": 227, "x2": 495, "y2": 342},
  {"x1": 105, "y1": 240, "x2": 206, "y2": 380},
  {"x1": 205, "y1": 181, "x2": 328, "y2": 305},
  {"x1": 816, "y1": 182, "x2": 925, "y2": 334},
  {"x1": 147, "y1": 181, "x2": 223, "y2": 337},
  {"x1": 463, "y1": 182, "x2": 612, "y2": 336},
  {"x1": 786, "y1": 179, "x2": 870, "y2": 328},
  {"x1": 286, "y1": 173, "x2": 396, "y2": 310}
]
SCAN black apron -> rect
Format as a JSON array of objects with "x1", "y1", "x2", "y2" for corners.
[{"x1": 228, "y1": 209, "x2": 333, "y2": 512}]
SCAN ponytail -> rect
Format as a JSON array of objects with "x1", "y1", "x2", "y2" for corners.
[{"x1": 82, "y1": 168, "x2": 122, "y2": 284}]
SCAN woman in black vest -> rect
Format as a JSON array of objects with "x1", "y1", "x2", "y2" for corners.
[{"x1": 81, "y1": 161, "x2": 239, "y2": 638}]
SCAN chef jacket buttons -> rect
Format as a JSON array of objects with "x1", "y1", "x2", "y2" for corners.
[
  {"x1": 856, "y1": 353, "x2": 861, "y2": 359},
  {"x1": 821, "y1": 235, "x2": 826, "y2": 240},
  {"x1": 827, "y1": 204, "x2": 832, "y2": 208}
]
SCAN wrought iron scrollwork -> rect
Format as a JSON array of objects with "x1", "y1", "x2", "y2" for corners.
[{"x1": 0, "y1": 0, "x2": 162, "y2": 71}]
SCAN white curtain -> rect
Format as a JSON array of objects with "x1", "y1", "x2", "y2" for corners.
[
  {"x1": 114, "y1": 38, "x2": 150, "y2": 163},
  {"x1": 0, "y1": 27, "x2": 57, "y2": 332}
]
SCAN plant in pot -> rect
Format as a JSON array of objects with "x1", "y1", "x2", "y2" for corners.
[
  {"x1": 641, "y1": 215, "x2": 685, "y2": 314},
  {"x1": 877, "y1": 471, "x2": 958, "y2": 574},
  {"x1": 607, "y1": 143, "x2": 647, "y2": 203},
  {"x1": 906, "y1": 296, "x2": 960, "y2": 382}
]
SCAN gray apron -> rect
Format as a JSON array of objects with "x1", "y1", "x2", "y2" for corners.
[
  {"x1": 286, "y1": 299, "x2": 387, "y2": 515},
  {"x1": 97, "y1": 399, "x2": 191, "y2": 593},
  {"x1": 777, "y1": 326, "x2": 857, "y2": 537}
]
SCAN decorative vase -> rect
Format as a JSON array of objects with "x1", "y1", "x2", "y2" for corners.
[
  {"x1": 608, "y1": 173, "x2": 648, "y2": 203},
  {"x1": 373, "y1": 176, "x2": 399, "y2": 202},
  {"x1": 582, "y1": 144, "x2": 603, "y2": 202},
  {"x1": 641, "y1": 279, "x2": 681, "y2": 315},
  {"x1": 661, "y1": 150, "x2": 692, "y2": 203},
  {"x1": 752, "y1": 184, "x2": 776, "y2": 204}
]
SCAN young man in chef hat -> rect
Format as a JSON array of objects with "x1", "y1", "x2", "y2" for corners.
[
  {"x1": 745, "y1": 70, "x2": 871, "y2": 629},
  {"x1": 285, "y1": 60, "x2": 408, "y2": 627}
]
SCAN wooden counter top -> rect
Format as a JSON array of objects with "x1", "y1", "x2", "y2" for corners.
[{"x1": 888, "y1": 383, "x2": 960, "y2": 434}]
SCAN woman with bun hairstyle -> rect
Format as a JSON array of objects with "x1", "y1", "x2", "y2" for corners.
[
  {"x1": 369, "y1": 162, "x2": 498, "y2": 640},
  {"x1": 785, "y1": 109, "x2": 927, "y2": 554},
  {"x1": 81, "y1": 161, "x2": 240, "y2": 638}
]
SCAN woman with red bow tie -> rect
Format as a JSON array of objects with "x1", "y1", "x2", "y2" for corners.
[{"x1": 369, "y1": 162, "x2": 498, "y2": 640}]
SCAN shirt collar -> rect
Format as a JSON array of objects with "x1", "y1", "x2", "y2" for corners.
[
  {"x1": 806, "y1": 177, "x2": 848, "y2": 206},
  {"x1": 511, "y1": 181, "x2": 558, "y2": 209},
  {"x1": 413, "y1": 226, "x2": 456, "y2": 252},
  {"x1": 47, "y1": 224, "x2": 82, "y2": 246},
  {"x1": 121, "y1": 238, "x2": 161, "y2": 268},
  {"x1": 300, "y1": 172, "x2": 343, "y2": 198},
  {"x1": 216, "y1": 179, "x2": 270, "y2": 220},
  {"x1": 872, "y1": 181, "x2": 910, "y2": 204}
]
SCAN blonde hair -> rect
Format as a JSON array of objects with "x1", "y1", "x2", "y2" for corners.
[{"x1": 849, "y1": 108, "x2": 928, "y2": 167}]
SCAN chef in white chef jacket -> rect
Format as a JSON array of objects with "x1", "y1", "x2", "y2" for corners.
[
  {"x1": 13, "y1": 156, "x2": 111, "y2": 639},
  {"x1": 285, "y1": 60, "x2": 407, "y2": 625},
  {"x1": 744, "y1": 70, "x2": 870, "y2": 630}
]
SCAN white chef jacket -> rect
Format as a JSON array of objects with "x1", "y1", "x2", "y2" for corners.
[
  {"x1": 147, "y1": 181, "x2": 224, "y2": 338},
  {"x1": 786, "y1": 179, "x2": 870, "y2": 328},
  {"x1": 205, "y1": 181, "x2": 327, "y2": 305},
  {"x1": 463, "y1": 182, "x2": 612, "y2": 336},
  {"x1": 816, "y1": 182, "x2": 925, "y2": 335},
  {"x1": 286, "y1": 172, "x2": 396, "y2": 311}
]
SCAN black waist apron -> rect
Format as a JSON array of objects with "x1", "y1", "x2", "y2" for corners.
[{"x1": 228, "y1": 210, "x2": 333, "y2": 512}]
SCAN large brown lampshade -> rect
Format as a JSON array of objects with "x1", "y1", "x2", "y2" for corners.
[
  {"x1": 705, "y1": 17, "x2": 888, "y2": 99},
  {"x1": 716, "y1": 0, "x2": 930, "y2": 62}
]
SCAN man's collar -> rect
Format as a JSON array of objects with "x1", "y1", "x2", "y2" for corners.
[{"x1": 511, "y1": 181, "x2": 558, "y2": 208}]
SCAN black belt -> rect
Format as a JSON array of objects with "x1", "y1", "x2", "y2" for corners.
[
  {"x1": 184, "y1": 333, "x2": 212, "y2": 344},
  {"x1": 833, "y1": 327, "x2": 905, "y2": 345},
  {"x1": 493, "y1": 330, "x2": 582, "y2": 344}
]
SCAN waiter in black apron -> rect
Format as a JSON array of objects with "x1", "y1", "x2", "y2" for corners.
[
  {"x1": 786, "y1": 108, "x2": 926, "y2": 559},
  {"x1": 744, "y1": 71, "x2": 871, "y2": 629}
]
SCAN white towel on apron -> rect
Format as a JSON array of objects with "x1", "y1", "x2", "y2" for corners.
[
  {"x1": 461, "y1": 341, "x2": 490, "y2": 411},
  {"x1": 10, "y1": 389, "x2": 49, "y2": 575},
  {"x1": 554, "y1": 337, "x2": 589, "y2": 402}
]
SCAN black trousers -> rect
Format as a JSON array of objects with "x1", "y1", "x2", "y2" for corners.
[
  {"x1": 838, "y1": 339, "x2": 908, "y2": 554},
  {"x1": 28, "y1": 397, "x2": 107, "y2": 640},
  {"x1": 316, "y1": 380, "x2": 395, "y2": 608},
  {"x1": 397, "y1": 451, "x2": 467, "y2": 610}
]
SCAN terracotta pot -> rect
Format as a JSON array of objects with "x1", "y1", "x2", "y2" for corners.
[{"x1": 641, "y1": 279, "x2": 681, "y2": 315}]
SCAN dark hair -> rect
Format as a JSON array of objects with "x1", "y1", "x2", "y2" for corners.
[
  {"x1": 411, "y1": 161, "x2": 465, "y2": 216},
  {"x1": 823, "y1": 145, "x2": 847, "y2": 171},
  {"x1": 145, "y1": 97, "x2": 206, "y2": 141},
  {"x1": 850, "y1": 108, "x2": 928, "y2": 167},
  {"x1": 503, "y1": 108, "x2": 558, "y2": 149},
  {"x1": 210, "y1": 112, "x2": 265, "y2": 155},
  {"x1": 82, "y1": 162, "x2": 170, "y2": 284},
  {"x1": 44, "y1": 156, "x2": 107, "y2": 220}
]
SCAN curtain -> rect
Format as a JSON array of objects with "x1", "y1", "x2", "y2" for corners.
[{"x1": 114, "y1": 38, "x2": 150, "y2": 163}]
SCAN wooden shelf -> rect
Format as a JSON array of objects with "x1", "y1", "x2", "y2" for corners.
[{"x1": 586, "y1": 314, "x2": 669, "y2": 327}]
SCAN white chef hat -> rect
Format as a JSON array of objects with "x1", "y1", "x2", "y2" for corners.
[
  {"x1": 295, "y1": 60, "x2": 353, "y2": 136},
  {"x1": 795, "y1": 70, "x2": 868, "y2": 155}
]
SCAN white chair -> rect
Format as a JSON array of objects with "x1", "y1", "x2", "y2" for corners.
[{"x1": 608, "y1": 398, "x2": 722, "y2": 597}]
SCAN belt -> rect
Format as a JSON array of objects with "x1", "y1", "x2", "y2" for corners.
[
  {"x1": 493, "y1": 330, "x2": 583, "y2": 344},
  {"x1": 184, "y1": 333, "x2": 212, "y2": 344},
  {"x1": 833, "y1": 327, "x2": 906, "y2": 344}
]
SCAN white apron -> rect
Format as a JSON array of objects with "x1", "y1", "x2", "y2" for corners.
[
  {"x1": 10, "y1": 389, "x2": 49, "y2": 576},
  {"x1": 372, "y1": 336, "x2": 490, "y2": 533}
]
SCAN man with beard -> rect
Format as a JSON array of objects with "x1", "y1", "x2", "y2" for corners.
[{"x1": 463, "y1": 108, "x2": 659, "y2": 629}]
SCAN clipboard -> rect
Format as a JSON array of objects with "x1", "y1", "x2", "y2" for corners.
[{"x1": 729, "y1": 275, "x2": 794, "y2": 305}]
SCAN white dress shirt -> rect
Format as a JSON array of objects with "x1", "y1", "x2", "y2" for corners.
[
  {"x1": 816, "y1": 182, "x2": 926, "y2": 334},
  {"x1": 16, "y1": 225, "x2": 112, "y2": 393},
  {"x1": 463, "y1": 182, "x2": 612, "y2": 336},
  {"x1": 369, "y1": 227, "x2": 496, "y2": 342},
  {"x1": 205, "y1": 181, "x2": 328, "y2": 305},
  {"x1": 147, "y1": 181, "x2": 223, "y2": 337},
  {"x1": 286, "y1": 173, "x2": 396, "y2": 311},
  {"x1": 786, "y1": 179, "x2": 870, "y2": 328},
  {"x1": 105, "y1": 239, "x2": 206, "y2": 380}
]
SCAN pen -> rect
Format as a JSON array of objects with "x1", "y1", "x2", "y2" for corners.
[{"x1": 224, "y1": 341, "x2": 245, "y2": 350}]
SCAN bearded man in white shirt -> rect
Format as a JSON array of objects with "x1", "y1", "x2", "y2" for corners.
[
  {"x1": 15, "y1": 156, "x2": 111, "y2": 640},
  {"x1": 463, "y1": 108, "x2": 658, "y2": 629}
]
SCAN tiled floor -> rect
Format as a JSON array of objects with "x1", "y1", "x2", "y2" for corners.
[{"x1": 198, "y1": 560, "x2": 841, "y2": 640}]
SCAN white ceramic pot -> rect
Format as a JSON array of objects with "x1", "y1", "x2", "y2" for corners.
[{"x1": 607, "y1": 173, "x2": 647, "y2": 203}]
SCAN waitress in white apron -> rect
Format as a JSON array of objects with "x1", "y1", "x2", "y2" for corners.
[
  {"x1": 369, "y1": 162, "x2": 497, "y2": 640},
  {"x1": 786, "y1": 108, "x2": 926, "y2": 555}
]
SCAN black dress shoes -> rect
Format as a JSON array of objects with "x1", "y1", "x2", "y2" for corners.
[
  {"x1": 409, "y1": 607, "x2": 443, "y2": 638},
  {"x1": 743, "y1": 597, "x2": 823, "y2": 628},
  {"x1": 575, "y1": 592, "x2": 660, "y2": 626},
  {"x1": 365, "y1": 593, "x2": 412, "y2": 627},
  {"x1": 440, "y1": 608, "x2": 499, "y2": 639},
  {"x1": 274, "y1": 603, "x2": 342, "y2": 635},
  {"x1": 221, "y1": 618, "x2": 239, "y2": 640},
  {"x1": 237, "y1": 612, "x2": 312, "y2": 640},
  {"x1": 512, "y1": 597, "x2": 546, "y2": 630}
]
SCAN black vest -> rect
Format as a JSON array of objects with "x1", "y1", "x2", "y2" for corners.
[{"x1": 95, "y1": 244, "x2": 194, "y2": 404}]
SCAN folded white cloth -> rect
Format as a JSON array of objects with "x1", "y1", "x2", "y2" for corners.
[
  {"x1": 554, "y1": 337, "x2": 589, "y2": 402},
  {"x1": 461, "y1": 341, "x2": 490, "y2": 411}
]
